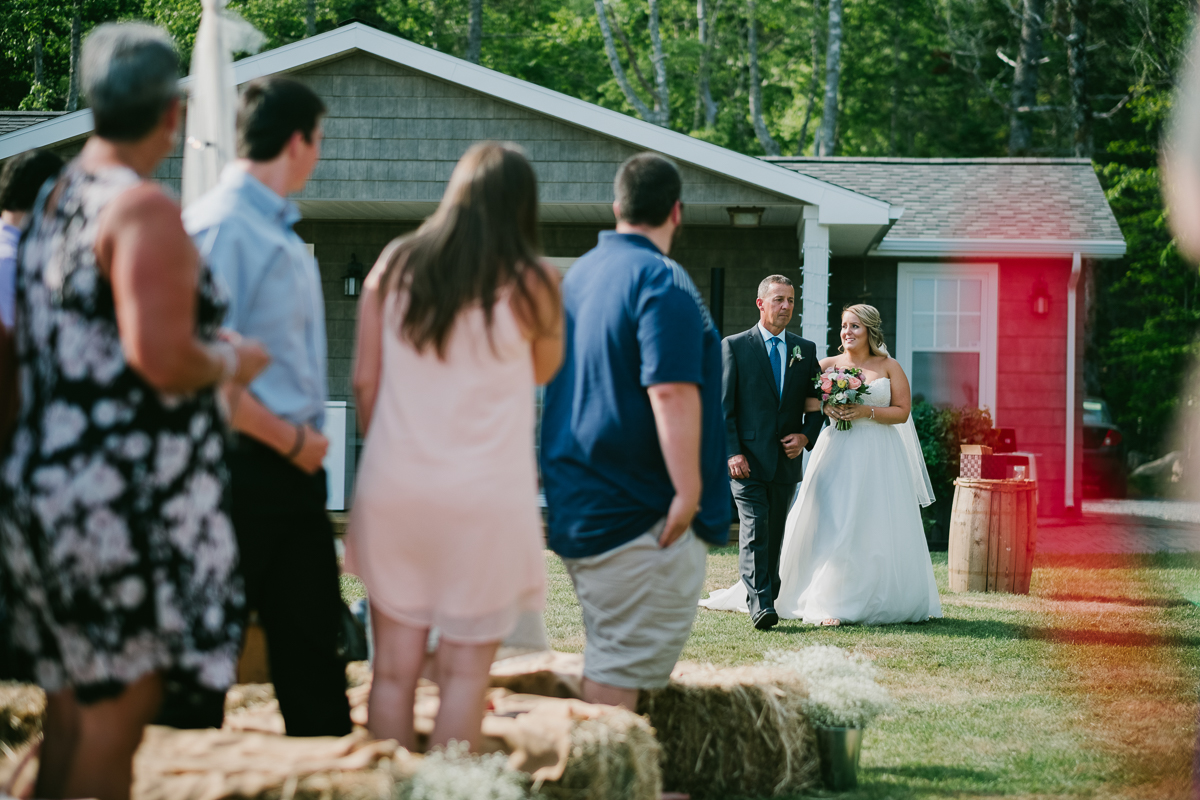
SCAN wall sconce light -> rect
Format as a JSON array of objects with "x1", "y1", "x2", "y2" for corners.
[
  {"x1": 727, "y1": 206, "x2": 765, "y2": 227},
  {"x1": 343, "y1": 254, "x2": 364, "y2": 297},
  {"x1": 1030, "y1": 278, "x2": 1051, "y2": 318}
]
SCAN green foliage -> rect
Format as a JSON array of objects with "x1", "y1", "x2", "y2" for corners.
[
  {"x1": 1093, "y1": 87, "x2": 1200, "y2": 456},
  {"x1": 0, "y1": 0, "x2": 1194, "y2": 456},
  {"x1": 912, "y1": 402, "x2": 994, "y2": 542}
]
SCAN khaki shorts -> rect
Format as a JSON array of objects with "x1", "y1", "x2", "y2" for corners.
[{"x1": 563, "y1": 521, "x2": 708, "y2": 690}]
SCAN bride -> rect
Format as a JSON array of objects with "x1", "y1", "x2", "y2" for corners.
[{"x1": 701, "y1": 304, "x2": 942, "y2": 626}]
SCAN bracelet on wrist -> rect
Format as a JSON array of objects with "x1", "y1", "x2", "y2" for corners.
[
  {"x1": 213, "y1": 342, "x2": 238, "y2": 383},
  {"x1": 285, "y1": 423, "x2": 306, "y2": 461}
]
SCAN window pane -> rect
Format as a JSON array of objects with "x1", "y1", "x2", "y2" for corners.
[
  {"x1": 913, "y1": 313, "x2": 935, "y2": 348},
  {"x1": 959, "y1": 313, "x2": 982, "y2": 348},
  {"x1": 935, "y1": 313, "x2": 957, "y2": 348},
  {"x1": 937, "y1": 279, "x2": 958, "y2": 312},
  {"x1": 913, "y1": 279, "x2": 935, "y2": 313},
  {"x1": 960, "y1": 279, "x2": 982, "y2": 313},
  {"x1": 911, "y1": 351, "x2": 981, "y2": 408}
]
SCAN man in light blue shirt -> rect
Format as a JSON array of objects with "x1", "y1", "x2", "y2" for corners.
[{"x1": 184, "y1": 77, "x2": 351, "y2": 737}]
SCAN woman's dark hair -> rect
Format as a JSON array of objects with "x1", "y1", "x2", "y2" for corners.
[
  {"x1": 237, "y1": 77, "x2": 327, "y2": 161},
  {"x1": 0, "y1": 149, "x2": 64, "y2": 212},
  {"x1": 614, "y1": 152, "x2": 681, "y2": 226},
  {"x1": 380, "y1": 142, "x2": 556, "y2": 358}
]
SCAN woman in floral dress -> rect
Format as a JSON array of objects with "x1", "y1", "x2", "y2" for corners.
[{"x1": 0, "y1": 23, "x2": 267, "y2": 800}]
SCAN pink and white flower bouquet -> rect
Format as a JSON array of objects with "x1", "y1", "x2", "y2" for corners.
[{"x1": 816, "y1": 366, "x2": 871, "y2": 431}]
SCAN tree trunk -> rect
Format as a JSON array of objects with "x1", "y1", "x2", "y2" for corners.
[
  {"x1": 796, "y1": 0, "x2": 821, "y2": 155},
  {"x1": 593, "y1": 0, "x2": 668, "y2": 126},
  {"x1": 33, "y1": 33, "x2": 44, "y2": 87},
  {"x1": 889, "y1": 3, "x2": 902, "y2": 156},
  {"x1": 66, "y1": 4, "x2": 81, "y2": 112},
  {"x1": 646, "y1": 0, "x2": 670, "y2": 125},
  {"x1": 746, "y1": 0, "x2": 780, "y2": 155},
  {"x1": 1067, "y1": 0, "x2": 1092, "y2": 157},
  {"x1": 306, "y1": 0, "x2": 316, "y2": 37},
  {"x1": 1008, "y1": 0, "x2": 1045, "y2": 155},
  {"x1": 816, "y1": 0, "x2": 841, "y2": 156},
  {"x1": 466, "y1": 0, "x2": 482, "y2": 64},
  {"x1": 693, "y1": 0, "x2": 719, "y2": 130}
]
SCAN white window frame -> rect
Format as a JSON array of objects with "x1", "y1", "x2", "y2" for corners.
[{"x1": 896, "y1": 262, "x2": 999, "y2": 414}]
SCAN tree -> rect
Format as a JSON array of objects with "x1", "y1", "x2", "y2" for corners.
[
  {"x1": 693, "y1": 0, "x2": 718, "y2": 130},
  {"x1": 1066, "y1": 0, "x2": 1092, "y2": 157},
  {"x1": 745, "y1": 0, "x2": 778, "y2": 155},
  {"x1": 1008, "y1": 0, "x2": 1045, "y2": 155},
  {"x1": 816, "y1": 0, "x2": 841, "y2": 155},
  {"x1": 66, "y1": 1, "x2": 81, "y2": 112},
  {"x1": 593, "y1": 0, "x2": 669, "y2": 127},
  {"x1": 465, "y1": 0, "x2": 481, "y2": 63}
]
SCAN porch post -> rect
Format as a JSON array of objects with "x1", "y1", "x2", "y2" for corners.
[
  {"x1": 1065, "y1": 252, "x2": 1082, "y2": 513},
  {"x1": 799, "y1": 205, "x2": 831, "y2": 356}
]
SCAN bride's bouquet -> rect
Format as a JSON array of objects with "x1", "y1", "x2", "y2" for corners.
[{"x1": 817, "y1": 367, "x2": 871, "y2": 431}]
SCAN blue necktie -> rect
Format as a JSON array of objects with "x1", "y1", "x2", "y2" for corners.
[{"x1": 769, "y1": 336, "x2": 783, "y2": 398}]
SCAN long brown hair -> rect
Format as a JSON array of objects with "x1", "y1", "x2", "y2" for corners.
[{"x1": 380, "y1": 142, "x2": 554, "y2": 357}]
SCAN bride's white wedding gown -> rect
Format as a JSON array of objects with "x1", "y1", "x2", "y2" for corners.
[{"x1": 701, "y1": 378, "x2": 943, "y2": 625}]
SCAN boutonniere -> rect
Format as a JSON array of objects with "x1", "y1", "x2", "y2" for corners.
[{"x1": 788, "y1": 345, "x2": 803, "y2": 367}]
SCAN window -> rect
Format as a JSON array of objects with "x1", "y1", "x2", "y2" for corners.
[{"x1": 897, "y1": 264, "x2": 998, "y2": 412}]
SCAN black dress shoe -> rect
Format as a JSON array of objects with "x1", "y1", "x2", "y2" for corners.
[{"x1": 753, "y1": 608, "x2": 779, "y2": 630}]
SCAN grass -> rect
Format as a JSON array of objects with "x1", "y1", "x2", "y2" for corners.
[
  {"x1": 545, "y1": 547, "x2": 1200, "y2": 799},
  {"x1": 341, "y1": 546, "x2": 1200, "y2": 798}
]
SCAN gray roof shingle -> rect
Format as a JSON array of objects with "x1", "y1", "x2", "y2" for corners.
[
  {"x1": 0, "y1": 111, "x2": 66, "y2": 137},
  {"x1": 766, "y1": 156, "x2": 1124, "y2": 243}
]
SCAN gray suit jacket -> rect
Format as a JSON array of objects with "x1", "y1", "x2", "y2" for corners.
[{"x1": 722, "y1": 327, "x2": 823, "y2": 485}]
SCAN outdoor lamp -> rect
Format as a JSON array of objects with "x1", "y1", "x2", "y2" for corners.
[
  {"x1": 343, "y1": 254, "x2": 364, "y2": 297},
  {"x1": 727, "y1": 206, "x2": 765, "y2": 227},
  {"x1": 1030, "y1": 278, "x2": 1051, "y2": 318}
]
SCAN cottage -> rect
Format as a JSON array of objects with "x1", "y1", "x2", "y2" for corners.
[{"x1": 0, "y1": 22, "x2": 1125, "y2": 518}]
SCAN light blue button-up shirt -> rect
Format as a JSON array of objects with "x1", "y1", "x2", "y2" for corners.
[
  {"x1": 184, "y1": 166, "x2": 328, "y2": 429},
  {"x1": 757, "y1": 321, "x2": 785, "y2": 397}
]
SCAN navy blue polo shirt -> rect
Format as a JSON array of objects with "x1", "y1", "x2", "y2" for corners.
[{"x1": 540, "y1": 232, "x2": 730, "y2": 558}]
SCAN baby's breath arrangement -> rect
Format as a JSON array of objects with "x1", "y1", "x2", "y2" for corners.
[
  {"x1": 401, "y1": 741, "x2": 530, "y2": 800},
  {"x1": 764, "y1": 646, "x2": 894, "y2": 729}
]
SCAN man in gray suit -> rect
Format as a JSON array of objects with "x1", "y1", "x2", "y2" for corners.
[{"x1": 723, "y1": 274, "x2": 824, "y2": 629}]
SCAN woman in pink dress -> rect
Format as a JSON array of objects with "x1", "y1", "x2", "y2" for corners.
[{"x1": 346, "y1": 142, "x2": 562, "y2": 750}]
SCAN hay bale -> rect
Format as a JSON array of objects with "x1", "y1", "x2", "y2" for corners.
[
  {"x1": 133, "y1": 725, "x2": 411, "y2": 800},
  {"x1": 637, "y1": 662, "x2": 819, "y2": 800},
  {"x1": 540, "y1": 704, "x2": 660, "y2": 800},
  {"x1": 0, "y1": 682, "x2": 44, "y2": 748},
  {"x1": 490, "y1": 652, "x2": 583, "y2": 699}
]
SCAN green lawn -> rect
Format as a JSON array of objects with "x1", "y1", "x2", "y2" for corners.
[
  {"x1": 546, "y1": 547, "x2": 1200, "y2": 799},
  {"x1": 342, "y1": 547, "x2": 1199, "y2": 798}
]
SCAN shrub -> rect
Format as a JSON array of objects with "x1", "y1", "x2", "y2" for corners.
[{"x1": 911, "y1": 402, "x2": 995, "y2": 546}]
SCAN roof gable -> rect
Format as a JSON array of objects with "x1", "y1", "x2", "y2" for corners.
[
  {"x1": 770, "y1": 157, "x2": 1125, "y2": 257},
  {"x1": 0, "y1": 23, "x2": 893, "y2": 227}
]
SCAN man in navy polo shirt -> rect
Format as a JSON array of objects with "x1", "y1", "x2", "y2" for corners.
[{"x1": 541, "y1": 152, "x2": 729, "y2": 709}]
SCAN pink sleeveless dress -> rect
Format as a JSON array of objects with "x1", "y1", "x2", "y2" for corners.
[{"x1": 345, "y1": 289, "x2": 545, "y2": 643}]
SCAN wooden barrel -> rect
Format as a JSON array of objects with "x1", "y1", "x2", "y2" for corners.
[{"x1": 947, "y1": 478, "x2": 1038, "y2": 594}]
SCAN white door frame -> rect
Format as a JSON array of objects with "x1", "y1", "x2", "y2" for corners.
[{"x1": 896, "y1": 262, "x2": 999, "y2": 414}]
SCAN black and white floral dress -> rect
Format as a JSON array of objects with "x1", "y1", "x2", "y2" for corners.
[{"x1": 0, "y1": 162, "x2": 245, "y2": 701}]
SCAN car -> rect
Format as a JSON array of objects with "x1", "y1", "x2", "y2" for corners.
[{"x1": 1082, "y1": 397, "x2": 1127, "y2": 498}]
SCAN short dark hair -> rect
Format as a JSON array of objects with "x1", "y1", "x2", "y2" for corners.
[
  {"x1": 237, "y1": 77, "x2": 327, "y2": 162},
  {"x1": 614, "y1": 152, "x2": 681, "y2": 227},
  {"x1": 0, "y1": 150, "x2": 64, "y2": 213}
]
